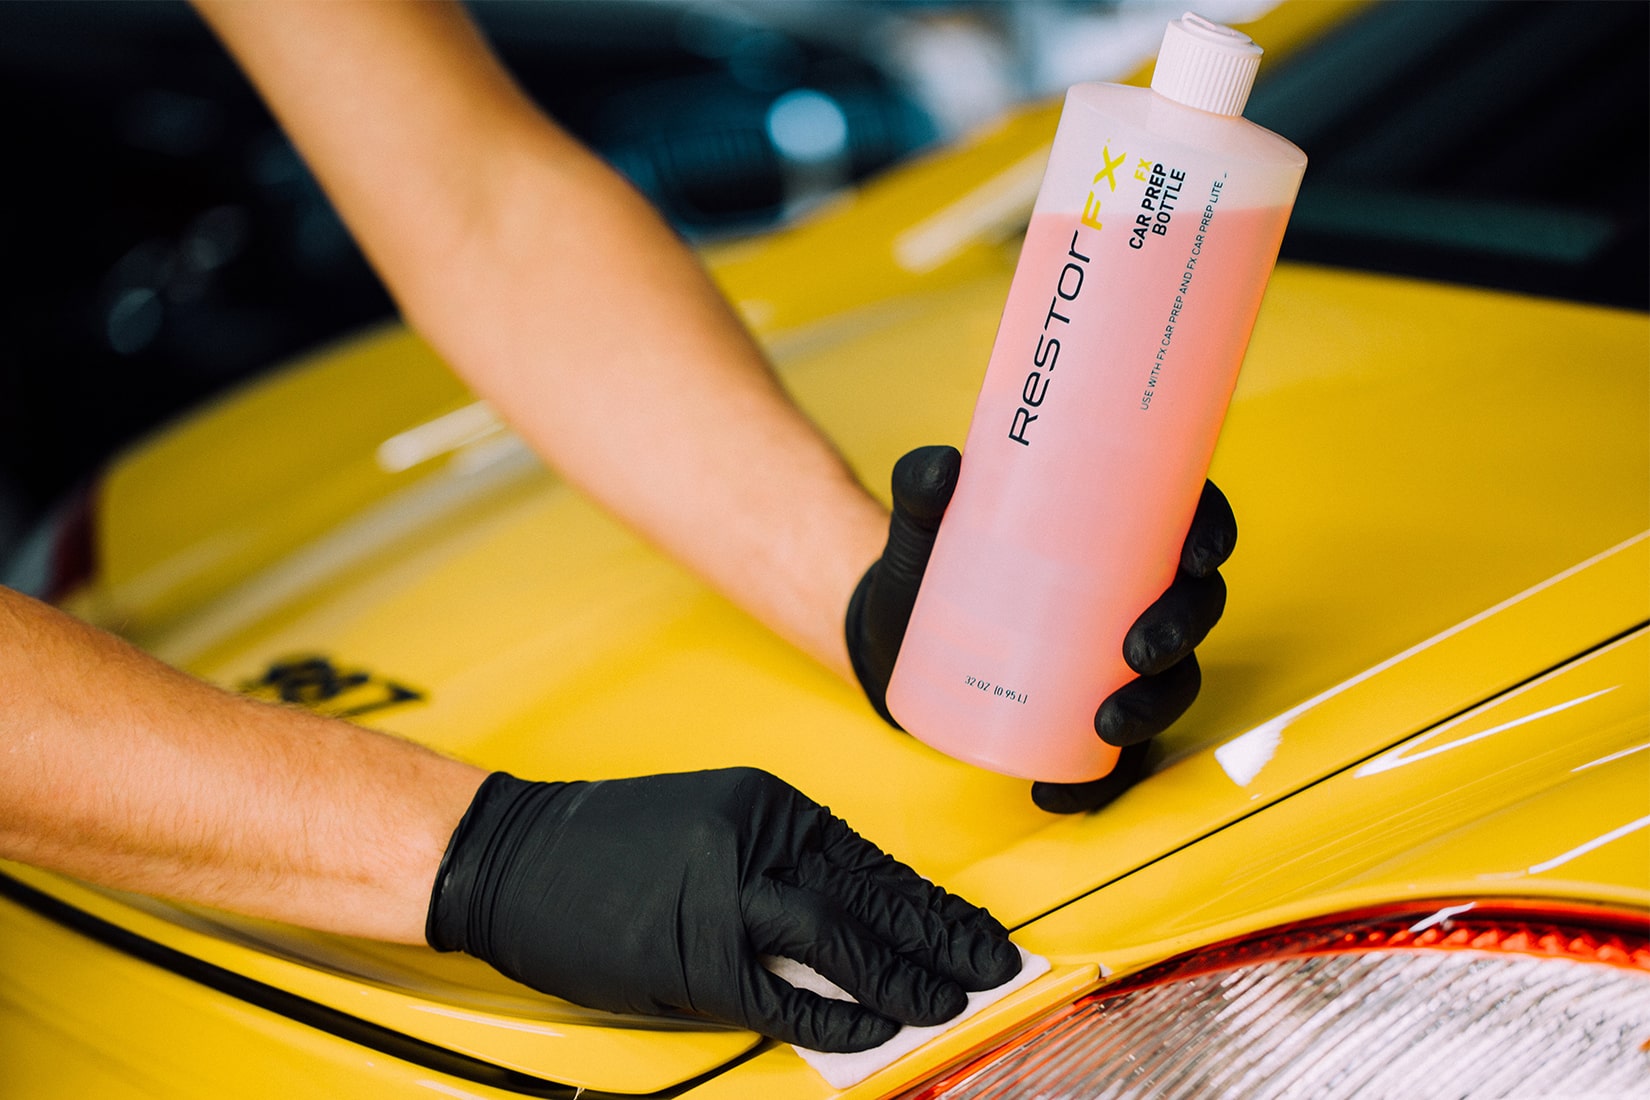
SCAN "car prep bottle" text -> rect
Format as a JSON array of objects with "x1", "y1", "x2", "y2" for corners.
[{"x1": 887, "y1": 13, "x2": 1307, "y2": 783}]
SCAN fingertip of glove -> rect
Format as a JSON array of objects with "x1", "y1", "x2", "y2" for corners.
[
  {"x1": 1031, "y1": 742, "x2": 1152, "y2": 814},
  {"x1": 891, "y1": 445, "x2": 961, "y2": 524},
  {"x1": 1097, "y1": 656, "x2": 1200, "y2": 747},
  {"x1": 979, "y1": 936, "x2": 1024, "y2": 989},
  {"x1": 1033, "y1": 777, "x2": 1132, "y2": 815},
  {"x1": 1184, "y1": 481, "x2": 1238, "y2": 576},
  {"x1": 1093, "y1": 696, "x2": 1142, "y2": 747},
  {"x1": 942, "y1": 931, "x2": 1023, "y2": 993},
  {"x1": 1122, "y1": 621, "x2": 1181, "y2": 677},
  {"x1": 1031, "y1": 780, "x2": 1101, "y2": 814},
  {"x1": 813, "y1": 1008, "x2": 902, "y2": 1053},
  {"x1": 913, "y1": 980, "x2": 969, "y2": 1026}
]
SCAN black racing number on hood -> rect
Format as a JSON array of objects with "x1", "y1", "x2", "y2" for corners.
[{"x1": 241, "y1": 655, "x2": 424, "y2": 719}]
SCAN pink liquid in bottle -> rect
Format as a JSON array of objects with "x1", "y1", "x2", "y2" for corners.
[{"x1": 887, "y1": 15, "x2": 1306, "y2": 783}]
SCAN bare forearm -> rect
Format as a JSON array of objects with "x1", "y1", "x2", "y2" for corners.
[
  {"x1": 0, "y1": 586, "x2": 485, "y2": 943},
  {"x1": 432, "y1": 149, "x2": 887, "y2": 675},
  {"x1": 194, "y1": 0, "x2": 886, "y2": 676}
]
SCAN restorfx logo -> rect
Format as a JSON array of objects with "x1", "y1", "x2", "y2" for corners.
[{"x1": 1006, "y1": 144, "x2": 1126, "y2": 447}]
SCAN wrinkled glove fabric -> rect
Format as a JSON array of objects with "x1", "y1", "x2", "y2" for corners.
[{"x1": 427, "y1": 767, "x2": 1022, "y2": 1052}]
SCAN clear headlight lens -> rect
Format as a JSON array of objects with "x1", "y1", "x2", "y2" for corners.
[{"x1": 897, "y1": 902, "x2": 1650, "y2": 1100}]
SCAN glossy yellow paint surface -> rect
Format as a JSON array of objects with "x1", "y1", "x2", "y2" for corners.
[
  {"x1": 0, "y1": 884, "x2": 541, "y2": 1100},
  {"x1": 695, "y1": 631, "x2": 1650, "y2": 1100},
  {"x1": 1021, "y1": 628, "x2": 1650, "y2": 973},
  {"x1": 0, "y1": 855, "x2": 761, "y2": 1095},
  {"x1": 29, "y1": 265, "x2": 1644, "y2": 1095},
  {"x1": 79, "y1": 326, "x2": 476, "y2": 635},
  {"x1": 8, "y1": 0, "x2": 1650, "y2": 1094},
  {"x1": 25, "y1": 238, "x2": 1650, "y2": 1096}
]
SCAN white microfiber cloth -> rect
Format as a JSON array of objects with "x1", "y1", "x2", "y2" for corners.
[{"x1": 763, "y1": 945, "x2": 1051, "y2": 1090}]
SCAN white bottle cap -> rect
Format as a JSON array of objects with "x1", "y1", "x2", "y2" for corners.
[{"x1": 1150, "y1": 12, "x2": 1263, "y2": 117}]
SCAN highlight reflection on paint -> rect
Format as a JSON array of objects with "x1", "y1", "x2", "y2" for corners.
[
  {"x1": 1213, "y1": 530, "x2": 1648, "y2": 788},
  {"x1": 1356, "y1": 687, "x2": 1617, "y2": 778},
  {"x1": 1524, "y1": 814, "x2": 1650, "y2": 876}
]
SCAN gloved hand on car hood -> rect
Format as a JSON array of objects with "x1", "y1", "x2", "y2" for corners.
[
  {"x1": 427, "y1": 766, "x2": 1022, "y2": 1052},
  {"x1": 846, "y1": 445, "x2": 1237, "y2": 814}
]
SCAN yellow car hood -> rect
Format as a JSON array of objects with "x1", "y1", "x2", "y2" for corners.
[
  {"x1": 38, "y1": 70, "x2": 1650, "y2": 1097},
  {"x1": 43, "y1": 260, "x2": 1645, "y2": 1093},
  {"x1": 104, "y1": 262, "x2": 1650, "y2": 917}
]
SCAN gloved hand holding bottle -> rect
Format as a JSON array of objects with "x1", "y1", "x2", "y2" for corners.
[
  {"x1": 846, "y1": 445, "x2": 1237, "y2": 814},
  {"x1": 846, "y1": 15, "x2": 1293, "y2": 806}
]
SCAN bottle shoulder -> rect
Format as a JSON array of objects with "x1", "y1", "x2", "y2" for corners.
[{"x1": 1062, "y1": 82, "x2": 1306, "y2": 169}]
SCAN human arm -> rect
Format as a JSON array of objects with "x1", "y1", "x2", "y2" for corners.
[
  {"x1": 0, "y1": 585, "x2": 1017, "y2": 1048},
  {"x1": 30, "y1": 1, "x2": 1013, "y2": 1039},
  {"x1": 190, "y1": 0, "x2": 1225, "y2": 813},
  {"x1": 0, "y1": 584, "x2": 485, "y2": 943},
  {"x1": 190, "y1": 0, "x2": 885, "y2": 680}
]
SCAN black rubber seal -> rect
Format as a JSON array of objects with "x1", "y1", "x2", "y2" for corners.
[{"x1": 0, "y1": 870, "x2": 763, "y2": 1098}]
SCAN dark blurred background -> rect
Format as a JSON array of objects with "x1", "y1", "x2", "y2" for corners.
[
  {"x1": 0, "y1": 0, "x2": 1172, "y2": 553},
  {"x1": 1, "y1": 0, "x2": 1644, "y2": 561}
]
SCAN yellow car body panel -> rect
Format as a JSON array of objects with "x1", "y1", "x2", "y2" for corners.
[
  {"x1": 7, "y1": 0, "x2": 1649, "y2": 1094},
  {"x1": 1022, "y1": 628, "x2": 1650, "y2": 972},
  {"x1": 6, "y1": 618, "x2": 1644, "y2": 1100},
  {"x1": 84, "y1": 329, "x2": 476, "y2": 636},
  {"x1": 79, "y1": 259, "x2": 1648, "y2": 905},
  {"x1": 700, "y1": 629, "x2": 1650, "y2": 1100},
  {"x1": 21, "y1": 261, "x2": 1645, "y2": 1093},
  {"x1": 1, "y1": 883, "x2": 545, "y2": 1100}
]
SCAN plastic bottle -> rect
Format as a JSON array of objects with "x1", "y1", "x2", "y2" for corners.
[{"x1": 886, "y1": 13, "x2": 1306, "y2": 784}]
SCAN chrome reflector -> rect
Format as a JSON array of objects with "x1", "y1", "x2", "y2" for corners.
[{"x1": 900, "y1": 905, "x2": 1650, "y2": 1100}]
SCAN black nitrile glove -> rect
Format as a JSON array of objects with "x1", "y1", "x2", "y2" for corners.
[
  {"x1": 846, "y1": 445, "x2": 1237, "y2": 815},
  {"x1": 426, "y1": 767, "x2": 1021, "y2": 1053},
  {"x1": 846, "y1": 446, "x2": 962, "y2": 728}
]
